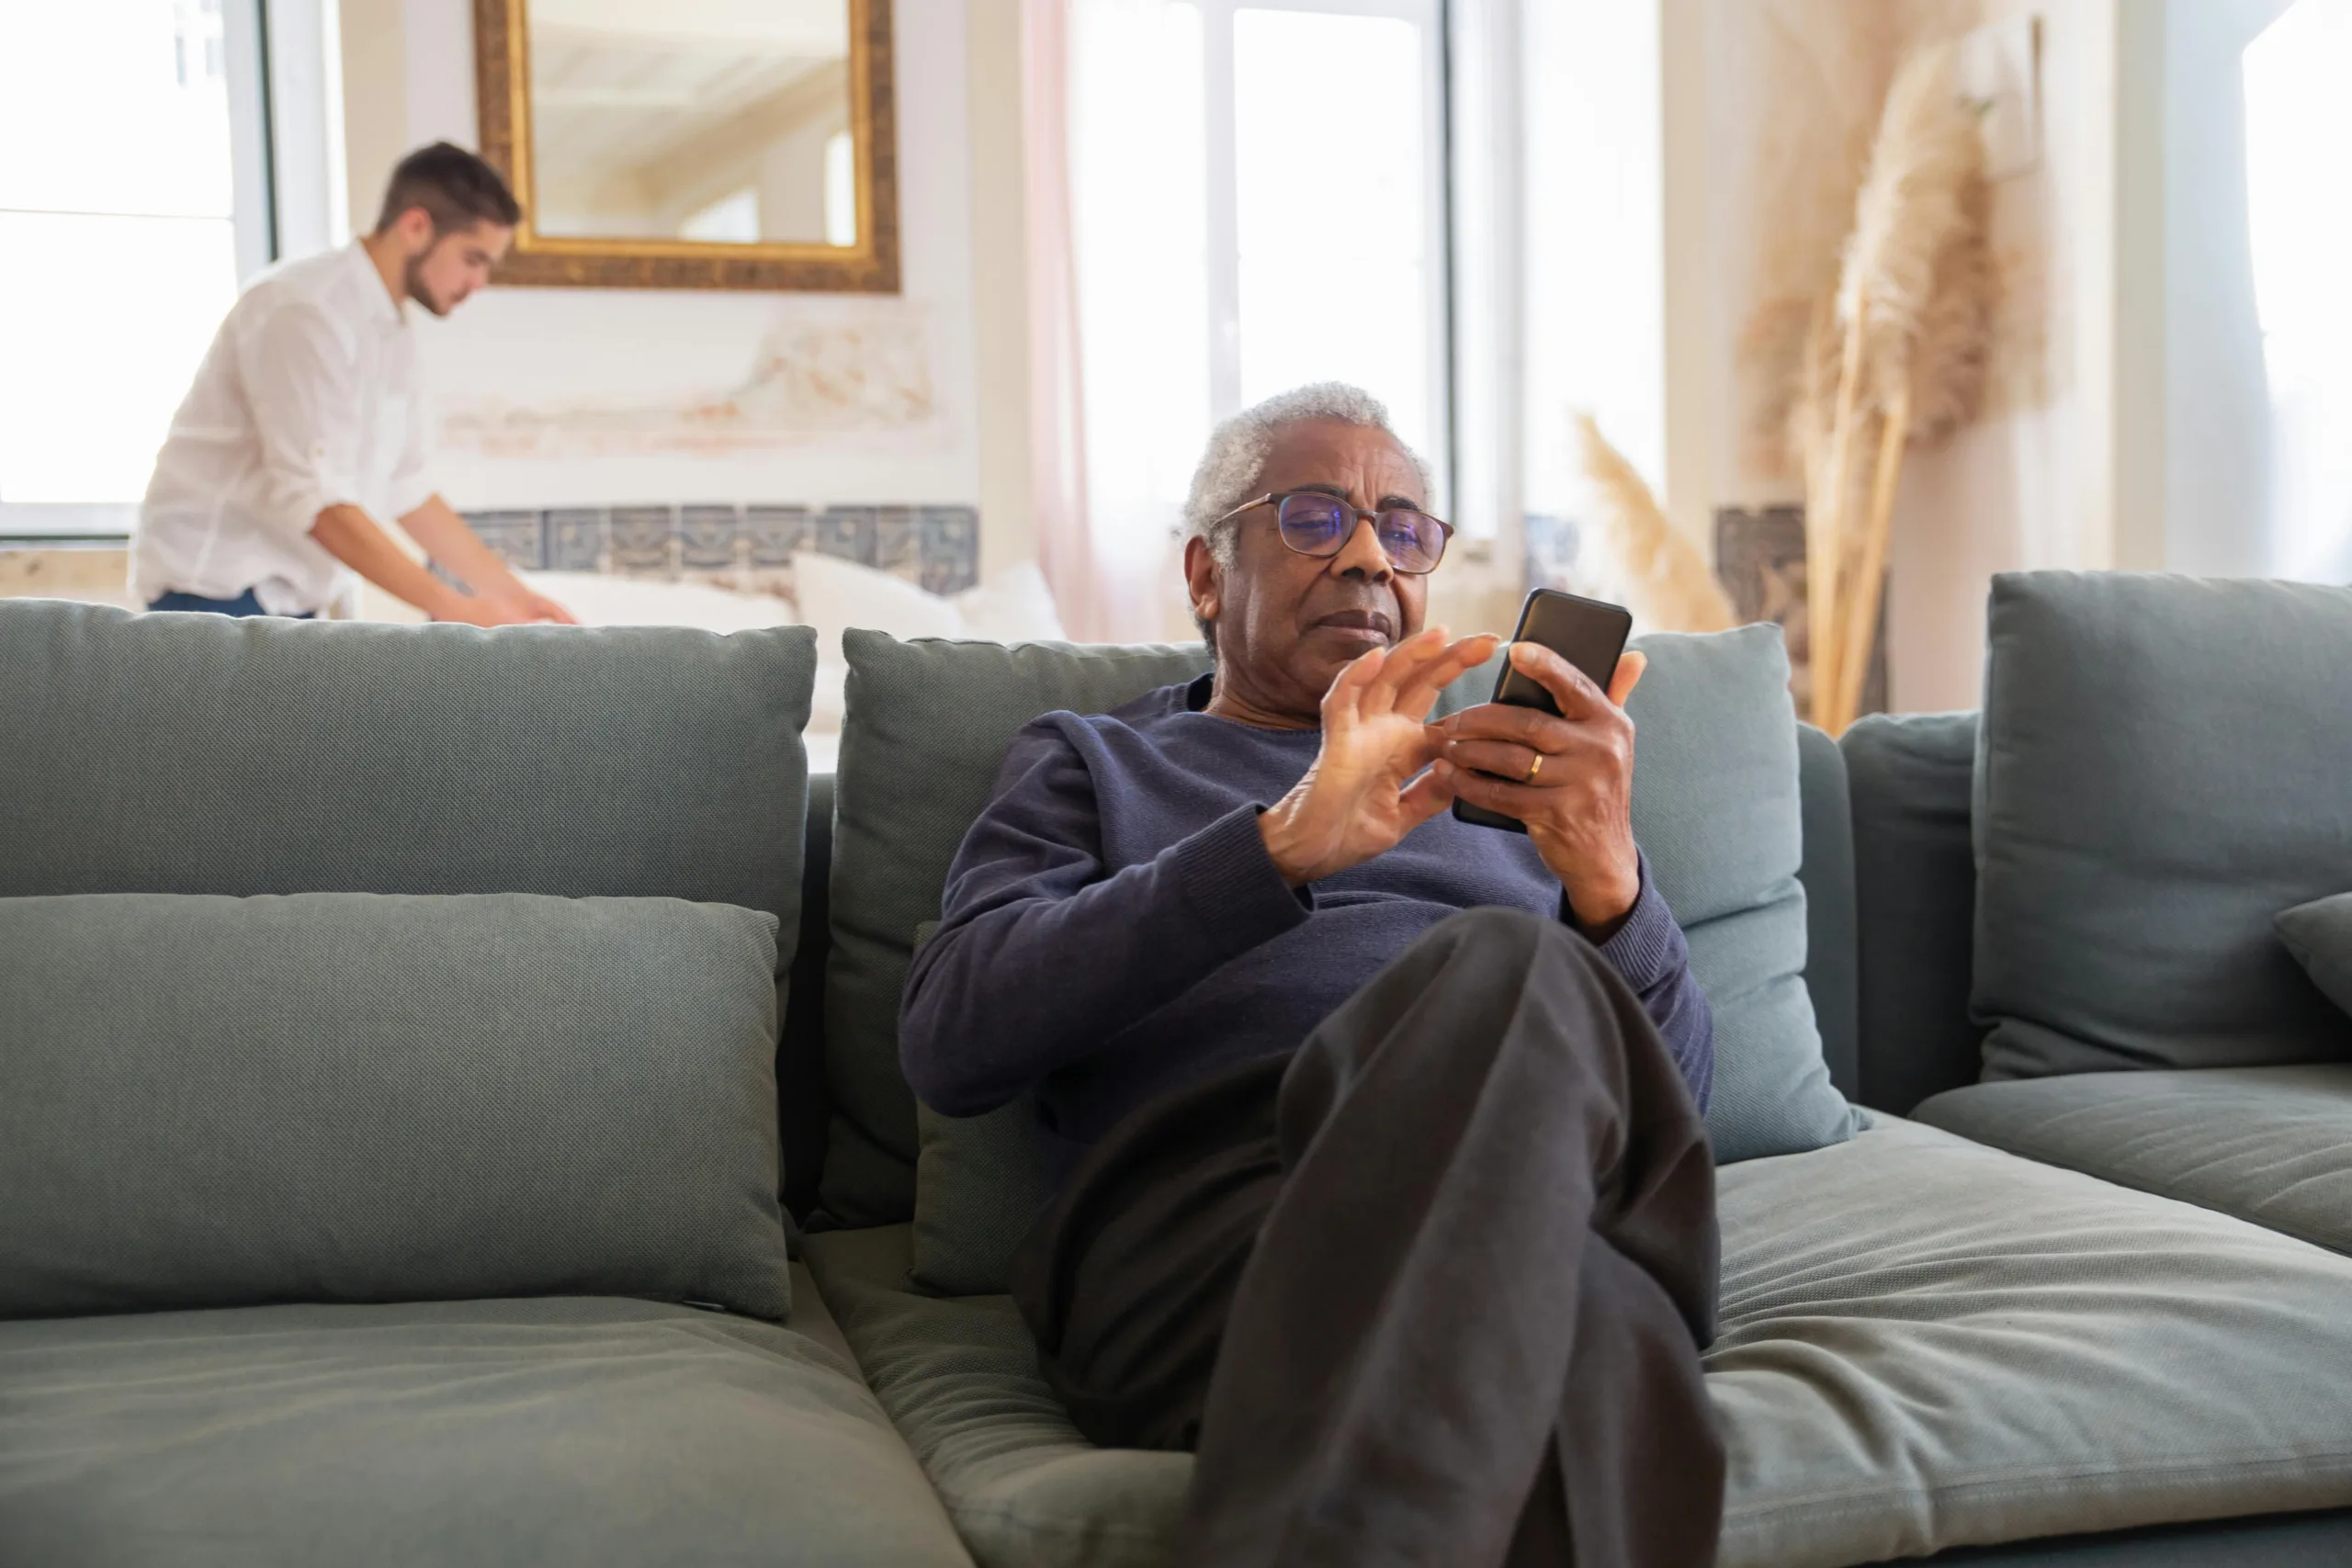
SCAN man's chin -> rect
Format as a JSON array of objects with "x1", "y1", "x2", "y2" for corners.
[{"x1": 1306, "y1": 622, "x2": 1396, "y2": 657}]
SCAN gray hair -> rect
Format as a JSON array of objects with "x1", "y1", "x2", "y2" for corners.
[{"x1": 1181, "y1": 382, "x2": 1432, "y2": 568}]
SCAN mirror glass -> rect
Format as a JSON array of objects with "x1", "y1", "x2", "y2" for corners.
[{"x1": 525, "y1": 0, "x2": 854, "y2": 247}]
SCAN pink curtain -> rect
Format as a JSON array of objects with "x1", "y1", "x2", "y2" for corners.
[{"x1": 1022, "y1": 0, "x2": 1107, "y2": 641}]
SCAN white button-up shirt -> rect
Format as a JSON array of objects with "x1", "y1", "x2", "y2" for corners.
[{"x1": 133, "y1": 243, "x2": 434, "y2": 615}]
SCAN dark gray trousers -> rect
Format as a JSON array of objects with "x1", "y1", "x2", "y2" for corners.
[{"x1": 1011, "y1": 907, "x2": 1724, "y2": 1568}]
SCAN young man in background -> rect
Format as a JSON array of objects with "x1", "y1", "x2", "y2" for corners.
[{"x1": 133, "y1": 141, "x2": 571, "y2": 625}]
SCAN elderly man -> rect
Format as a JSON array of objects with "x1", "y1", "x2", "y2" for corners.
[{"x1": 900, "y1": 383, "x2": 1722, "y2": 1567}]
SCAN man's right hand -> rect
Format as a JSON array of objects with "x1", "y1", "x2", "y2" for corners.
[{"x1": 1258, "y1": 627, "x2": 1500, "y2": 886}]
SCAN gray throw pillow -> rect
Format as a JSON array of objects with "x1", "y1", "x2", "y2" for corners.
[
  {"x1": 0, "y1": 892, "x2": 791, "y2": 1321},
  {"x1": 879, "y1": 624, "x2": 1852, "y2": 1295},
  {"x1": 1973, "y1": 572, "x2": 2352, "y2": 1079},
  {"x1": 1626, "y1": 626, "x2": 1858, "y2": 1164},
  {"x1": 2278, "y1": 894, "x2": 2352, "y2": 1022}
]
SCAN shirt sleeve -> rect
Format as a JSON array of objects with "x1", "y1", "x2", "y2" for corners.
[
  {"x1": 384, "y1": 369, "x2": 435, "y2": 522},
  {"x1": 236, "y1": 302, "x2": 368, "y2": 536},
  {"x1": 899, "y1": 721, "x2": 1311, "y2": 1118},
  {"x1": 1573, "y1": 857, "x2": 1716, "y2": 1113}
]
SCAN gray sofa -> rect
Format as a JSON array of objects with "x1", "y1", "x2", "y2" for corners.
[{"x1": 5, "y1": 571, "x2": 2352, "y2": 1567}]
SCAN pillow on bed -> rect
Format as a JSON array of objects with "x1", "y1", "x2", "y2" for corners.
[{"x1": 0, "y1": 891, "x2": 791, "y2": 1321}]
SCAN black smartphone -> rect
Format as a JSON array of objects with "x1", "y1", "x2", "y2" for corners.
[{"x1": 1451, "y1": 588, "x2": 1634, "y2": 834}]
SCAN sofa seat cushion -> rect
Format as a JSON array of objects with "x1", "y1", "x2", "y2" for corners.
[
  {"x1": 1712, "y1": 1116, "x2": 2352, "y2": 1567},
  {"x1": 800, "y1": 1226, "x2": 1188, "y2": 1568},
  {"x1": 812, "y1": 1119, "x2": 2352, "y2": 1568},
  {"x1": 1909, "y1": 1066, "x2": 2352, "y2": 1256},
  {"x1": 0, "y1": 1279, "x2": 970, "y2": 1568}
]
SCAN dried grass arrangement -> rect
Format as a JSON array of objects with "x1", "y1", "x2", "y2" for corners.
[
  {"x1": 1789, "y1": 40, "x2": 1996, "y2": 732},
  {"x1": 1570, "y1": 411, "x2": 1736, "y2": 637}
]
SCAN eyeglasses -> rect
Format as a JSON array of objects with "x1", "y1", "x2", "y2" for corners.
[{"x1": 1213, "y1": 491, "x2": 1454, "y2": 575}]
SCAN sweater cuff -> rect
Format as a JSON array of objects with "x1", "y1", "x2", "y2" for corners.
[
  {"x1": 1172, "y1": 803, "x2": 1314, "y2": 957},
  {"x1": 1582, "y1": 857, "x2": 1684, "y2": 994}
]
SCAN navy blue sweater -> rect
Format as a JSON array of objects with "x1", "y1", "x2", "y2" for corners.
[{"x1": 900, "y1": 675, "x2": 1713, "y2": 1169}]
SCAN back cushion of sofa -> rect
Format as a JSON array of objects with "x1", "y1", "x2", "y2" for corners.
[
  {"x1": 837, "y1": 625, "x2": 1854, "y2": 1293},
  {"x1": 1974, "y1": 572, "x2": 2352, "y2": 1078},
  {"x1": 820, "y1": 634, "x2": 1214, "y2": 1227},
  {"x1": 0, "y1": 603, "x2": 821, "y2": 1199},
  {"x1": 0, "y1": 892, "x2": 791, "y2": 1320},
  {"x1": 1841, "y1": 710, "x2": 1984, "y2": 1111}
]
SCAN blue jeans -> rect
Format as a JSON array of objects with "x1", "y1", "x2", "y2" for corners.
[{"x1": 146, "y1": 589, "x2": 313, "y2": 619}]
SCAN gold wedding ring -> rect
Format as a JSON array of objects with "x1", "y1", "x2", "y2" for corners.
[{"x1": 1524, "y1": 751, "x2": 1544, "y2": 784}]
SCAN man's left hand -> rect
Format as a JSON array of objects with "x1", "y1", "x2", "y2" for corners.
[{"x1": 1432, "y1": 643, "x2": 1647, "y2": 931}]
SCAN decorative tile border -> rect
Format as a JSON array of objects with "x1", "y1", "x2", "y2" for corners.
[{"x1": 459, "y1": 503, "x2": 982, "y2": 594}]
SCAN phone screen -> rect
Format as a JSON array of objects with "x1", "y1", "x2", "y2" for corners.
[{"x1": 1489, "y1": 590, "x2": 1633, "y2": 716}]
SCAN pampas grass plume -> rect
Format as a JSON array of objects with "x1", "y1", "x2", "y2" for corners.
[
  {"x1": 1572, "y1": 412, "x2": 1736, "y2": 636},
  {"x1": 1837, "y1": 40, "x2": 1979, "y2": 402}
]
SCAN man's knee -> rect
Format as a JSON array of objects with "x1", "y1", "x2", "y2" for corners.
[{"x1": 1403, "y1": 906, "x2": 1616, "y2": 992}]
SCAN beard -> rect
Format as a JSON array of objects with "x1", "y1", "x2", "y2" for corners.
[{"x1": 401, "y1": 252, "x2": 451, "y2": 318}]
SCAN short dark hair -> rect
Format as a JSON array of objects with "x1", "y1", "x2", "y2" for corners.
[{"x1": 374, "y1": 141, "x2": 523, "y2": 235}]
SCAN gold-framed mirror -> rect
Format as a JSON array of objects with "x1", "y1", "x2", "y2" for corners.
[{"x1": 473, "y1": 0, "x2": 899, "y2": 291}]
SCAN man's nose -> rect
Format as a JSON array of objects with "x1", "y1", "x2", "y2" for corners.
[{"x1": 1330, "y1": 516, "x2": 1393, "y2": 581}]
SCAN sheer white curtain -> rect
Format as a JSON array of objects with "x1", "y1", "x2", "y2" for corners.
[
  {"x1": 1064, "y1": 0, "x2": 1213, "y2": 642},
  {"x1": 1022, "y1": 0, "x2": 1113, "y2": 640}
]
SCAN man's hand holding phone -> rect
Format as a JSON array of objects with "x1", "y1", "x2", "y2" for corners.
[{"x1": 1433, "y1": 642, "x2": 1648, "y2": 933}]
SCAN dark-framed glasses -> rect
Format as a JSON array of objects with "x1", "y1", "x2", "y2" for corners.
[{"x1": 1215, "y1": 491, "x2": 1454, "y2": 575}]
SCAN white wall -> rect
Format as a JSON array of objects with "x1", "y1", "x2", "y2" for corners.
[
  {"x1": 347, "y1": 0, "x2": 984, "y2": 514},
  {"x1": 1885, "y1": 0, "x2": 2115, "y2": 710}
]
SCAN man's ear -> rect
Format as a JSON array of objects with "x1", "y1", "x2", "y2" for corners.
[
  {"x1": 393, "y1": 206, "x2": 436, "y2": 255},
  {"x1": 1182, "y1": 535, "x2": 1221, "y2": 626}
]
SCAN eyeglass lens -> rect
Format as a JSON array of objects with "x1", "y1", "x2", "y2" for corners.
[{"x1": 1273, "y1": 494, "x2": 1446, "y2": 573}]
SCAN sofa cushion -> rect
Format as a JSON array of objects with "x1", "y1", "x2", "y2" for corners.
[
  {"x1": 808, "y1": 1117, "x2": 2352, "y2": 1568},
  {"x1": 2278, "y1": 894, "x2": 2352, "y2": 1020},
  {"x1": 0, "y1": 892, "x2": 790, "y2": 1321},
  {"x1": 1794, "y1": 724, "x2": 1860, "y2": 1099},
  {"x1": 1623, "y1": 626, "x2": 1855, "y2": 1166},
  {"x1": 0, "y1": 601, "x2": 824, "y2": 1209},
  {"x1": 1711, "y1": 1116, "x2": 2352, "y2": 1566},
  {"x1": 803, "y1": 1224, "x2": 1187, "y2": 1568},
  {"x1": 821, "y1": 635, "x2": 1213, "y2": 1229},
  {"x1": 1839, "y1": 709, "x2": 1984, "y2": 1112},
  {"x1": 1910, "y1": 1066, "x2": 2352, "y2": 1256},
  {"x1": 0, "y1": 1283, "x2": 972, "y2": 1568},
  {"x1": 892, "y1": 625, "x2": 1855, "y2": 1294},
  {"x1": 1973, "y1": 573, "x2": 2352, "y2": 1079}
]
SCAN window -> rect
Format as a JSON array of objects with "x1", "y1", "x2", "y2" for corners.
[
  {"x1": 0, "y1": 0, "x2": 272, "y2": 536},
  {"x1": 1069, "y1": 0, "x2": 1453, "y2": 570}
]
